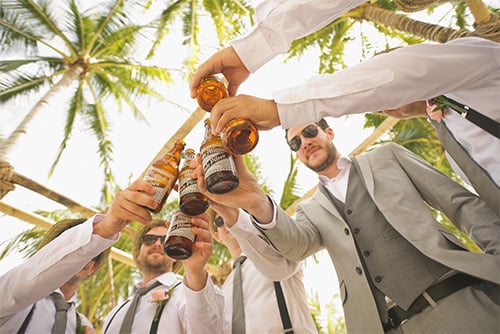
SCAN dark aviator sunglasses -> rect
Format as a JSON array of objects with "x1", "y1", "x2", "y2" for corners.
[
  {"x1": 141, "y1": 234, "x2": 166, "y2": 246},
  {"x1": 287, "y1": 124, "x2": 320, "y2": 152}
]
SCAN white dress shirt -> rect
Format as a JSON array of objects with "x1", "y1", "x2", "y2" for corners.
[
  {"x1": 0, "y1": 216, "x2": 117, "y2": 333},
  {"x1": 102, "y1": 272, "x2": 224, "y2": 334},
  {"x1": 234, "y1": 5, "x2": 500, "y2": 192},
  {"x1": 228, "y1": 212, "x2": 317, "y2": 334}
]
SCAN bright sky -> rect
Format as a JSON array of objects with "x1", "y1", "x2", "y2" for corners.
[{"x1": 0, "y1": 0, "x2": 482, "y2": 326}]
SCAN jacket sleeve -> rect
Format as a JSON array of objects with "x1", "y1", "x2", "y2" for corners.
[
  {"x1": 388, "y1": 143, "x2": 500, "y2": 256},
  {"x1": 229, "y1": 209, "x2": 302, "y2": 281}
]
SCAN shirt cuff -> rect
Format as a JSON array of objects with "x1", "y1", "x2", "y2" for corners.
[{"x1": 250, "y1": 195, "x2": 278, "y2": 229}]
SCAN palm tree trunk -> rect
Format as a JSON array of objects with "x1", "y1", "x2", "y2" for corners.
[
  {"x1": 139, "y1": 107, "x2": 206, "y2": 179},
  {"x1": 0, "y1": 64, "x2": 85, "y2": 161},
  {"x1": 465, "y1": 0, "x2": 492, "y2": 24},
  {"x1": 361, "y1": 5, "x2": 472, "y2": 43}
]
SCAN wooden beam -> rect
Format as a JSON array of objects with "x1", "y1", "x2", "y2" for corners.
[
  {"x1": 10, "y1": 171, "x2": 136, "y2": 239},
  {"x1": 0, "y1": 201, "x2": 136, "y2": 267}
]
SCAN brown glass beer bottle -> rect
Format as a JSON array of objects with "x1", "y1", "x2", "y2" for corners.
[
  {"x1": 179, "y1": 148, "x2": 209, "y2": 215},
  {"x1": 200, "y1": 118, "x2": 239, "y2": 194},
  {"x1": 164, "y1": 210, "x2": 195, "y2": 260},
  {"x1": 196, "y1": 75, "x2": 259, "y2": 155},
  {"x1": 143, "y1": 139, "x2": 185, "y2": 213}
]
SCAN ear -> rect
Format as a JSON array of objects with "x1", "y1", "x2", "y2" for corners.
[{"x1": 325, "y1": 127, "x2": 335, "y2": 140}]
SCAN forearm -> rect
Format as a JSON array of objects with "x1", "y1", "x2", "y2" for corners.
[
  {"x1": 184, "y1": 277, "x2": 224, "y2": 333},
  {"x1": 233, "y1": 0, "x2": 365, "y2": 72},
  {"x1": 392, "y1": 144, "x2": 500, "y2": 254},
  {"x1": 229, "y1": 210, "x2": 300, "y2": 280},
  {"x1": 0, "y1": 216, "x2": 116, "y2": 315},
  {"x1": 275, "y1": 37, "x2": 500, "y2": 128}
]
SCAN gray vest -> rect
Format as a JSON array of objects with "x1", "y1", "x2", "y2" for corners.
[{"x1": 329, "y1": 162, "x2": 450, "y2": 319}]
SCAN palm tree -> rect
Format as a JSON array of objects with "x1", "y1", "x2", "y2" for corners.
[
  {"x1": 145, "y1": 0, "x2": 254, "y2": 76},
  {"x1": 0, "y1": 0, "x2": 176, "y2": 202}
]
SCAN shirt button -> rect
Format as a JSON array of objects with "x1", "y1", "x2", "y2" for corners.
[
  {"x1": 353, "y1": 228, "x2": 360, "y2": 234},
  {"x1": 375, "y1": 276, "x2": 383, "y2": 283},
  {"x1": 363, "y1": 250, "x2": 370, "y2": 257},
  {"x1": 344, "y1": 228, "x2": 350, "y2": 235},
  {"x1": 346, "y1": 209, "x2": 353, "y2": 215},
  {"x1": 355, "y1": 267, "x2": 363, "y2": 275}
]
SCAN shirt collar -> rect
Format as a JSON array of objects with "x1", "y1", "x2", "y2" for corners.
[
  {"x1": 318, "y1": 155, "x2": 352, "y2": 185},
  {"x1": 135, "y1": 272, "x2": 179, "y2": 291}
]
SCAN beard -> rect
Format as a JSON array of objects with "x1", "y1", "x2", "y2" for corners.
[
  {"x1": 139, "y1": 252, "x2": 171, "y2": 275},
  {"x1": 305, "y1": 141, "x2": 337, "y2": 172}
]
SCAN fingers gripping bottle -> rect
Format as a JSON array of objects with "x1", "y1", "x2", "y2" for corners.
[
  {"x1": 143, "y1": 139, "x2": 185, "y2": 213},
  {"x1": 196, "y1": 75, "x2": 259, "y2": 155},
  {"x1": 200, "y1": 118, "x2": 239, "y2": 194},
  {"x1": 179, "y1": 148, "x2": 209, "y2": 215},
  {"x1": 164, "y1": 210, "x2": 195, "y2": 260}
]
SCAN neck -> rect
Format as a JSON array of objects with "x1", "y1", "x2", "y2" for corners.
[
  {"x1": 141, "y1": 272, "x2": 165, "y2": 286},
  {"x1": 59, "y1": 282, "x2": 78, "y2": 301},
  {"x1": 318, "y1": 152, "x2": 342, "y2": 179}
]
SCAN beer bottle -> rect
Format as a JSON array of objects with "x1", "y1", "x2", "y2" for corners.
[
  {"x1": 179, "y1": 148, "x2": 209, "y2": 215},
  {"x1": 196, "y1": 75, "x2": 259, "y2": 155},
  {"x1": 200, "y1": 118, "x2": 239, "y2": 194},
  {"x1": 164, "y1": 210, "x2": 195, "y2": 260},
  {"x1": 143, "y1": 139, "x2": 185, "y2": 213}
]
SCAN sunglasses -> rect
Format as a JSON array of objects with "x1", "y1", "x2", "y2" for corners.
[
  {"x1": 287, "y1": 124, "x2": 320, "y2": 152},
  {"x1": 214, "y1": 216, "x2": 224, "y2": 228},
  {"x1": 141, "y1": 234, "x2": 166, "y2": 246}
]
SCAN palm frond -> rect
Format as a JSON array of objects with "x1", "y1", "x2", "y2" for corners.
[
  {"x1": 48, "y1": 83, "x2": 82, "y2": 178},
  {"x1": 279, "y1": 153, "x2": 301, "y2": 210}
]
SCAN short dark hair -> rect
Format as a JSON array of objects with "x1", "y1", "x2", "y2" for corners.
[
  {"x1": 39, "y1": 218, "x2": 111, "y2": 279},
  {"x1": 284, "y1": 118, "x2": 330, "y2": 139}
]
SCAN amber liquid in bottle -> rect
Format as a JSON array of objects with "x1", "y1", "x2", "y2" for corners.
[
  {"x1": 143, "y1": 139, "x2": 185, "y2": 213},
  {"x1": 164, "y1": 210, "x2": 195, "y2": 260},
  {"x1": 196, "y1": 75, "x2": 259, "y2": 155},
  {"x1": 200, "y1": 118, "x2": 239, "y2": 194},
  {"x1": 179, "y1": 148, "x2": 209, "y2": 215}
]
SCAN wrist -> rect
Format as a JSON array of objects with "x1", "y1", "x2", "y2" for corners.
[
  {"x1": 184, "y1": 268, "x2": 207, "y2": 291},
  {"x1": 93, "y1": 215, "x2": 121, "y2": 239},
  {"x1": 247, "y1": 193, "x2": 273, "y2": 224}
]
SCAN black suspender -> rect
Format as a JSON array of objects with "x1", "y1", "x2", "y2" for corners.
[
  {"x1": 17, "y1": 304, "x2": 36, "y2": 334},
  {"x1": 274, "y1": 281, "x2": 294, "y2": 334},
  {"x1": 431, "y1": 95, "x2": 500, "y2": 139}
]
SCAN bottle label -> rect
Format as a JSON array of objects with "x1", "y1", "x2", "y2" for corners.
[
  {"x1": 144, "y1": 167, "x2": 176, "y2": 203},
  {"x1": 179, "y1": 170, "x2": 200, "y2": 196},
  {"x1": 168, "y1": 214, "x2": 195, "y2": 241},
  {"x1": 201, "y1": 143, "x2": 236, "y2": 178}
]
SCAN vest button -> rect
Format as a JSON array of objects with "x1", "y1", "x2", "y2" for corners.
[
  {"x1": 353, "y1": 228, "x2": 360, "y2": 234},
  {"x1": 346, "y1": 209, "x2": 353, "y2": 215},
  {"x1": 375, "y1": 276, "x2": 383, "y2": 283},
  {"x1": 355, "y1": 267, "x2": 362, "y2": 275},
  {"x1": 363, "y1": 250, "x2": 370, "y2": 257},
  {"x1": 344, "y1": 228, "x2": 350, "y2": 235}
]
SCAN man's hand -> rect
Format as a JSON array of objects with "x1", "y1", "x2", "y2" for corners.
[
  {"x1": 190, "y1": 46, "x2": 250, "y2": 98},
  {"x1": 209, "y1": 95, "x2": 281, "y2": 135},
  {"x1": 192, "y1": 153, "x2": 273, "y2": 224},
  {"x1": 183, "y1": 213, "x2": 213, "y2": 291},
  {"x1": 94, "y1": 180, "x2": 157, "y2": 238}
]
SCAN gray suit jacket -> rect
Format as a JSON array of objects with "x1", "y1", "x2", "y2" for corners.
[{"x1": 256, "y1": 143, "x2": 500, "y2": 334}]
